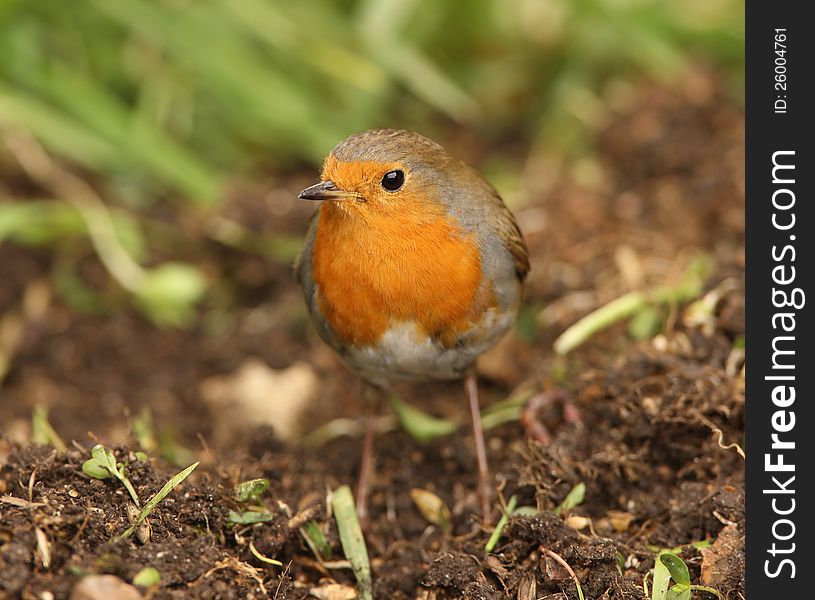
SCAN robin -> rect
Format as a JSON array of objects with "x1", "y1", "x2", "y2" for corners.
[{"x1": 295, "y1": 129, "x2": 529, "y2": 521}]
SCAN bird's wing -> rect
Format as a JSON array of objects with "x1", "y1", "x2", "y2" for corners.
[
  {"x1": 491, "y1": 191, "x2": 530, "y2": 282},
  {"x1": 466, "y1": 170, "x2": 530, "y2": 282}
]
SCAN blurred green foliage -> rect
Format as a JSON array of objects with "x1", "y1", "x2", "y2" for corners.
[{"x1": 0, "y1": 0, "x2": 743, "y2": 324}]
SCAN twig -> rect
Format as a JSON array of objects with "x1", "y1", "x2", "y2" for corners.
[
  {"x1": 541, "y1": 546, "x2": 585, "y2": 600},
  {"x1": 0, "y1": 495, "x2": 46, "y2": 509},
  {"x1": 273, "y1": 562, "x2": 292, "y2": 599},
  {"x1": 203, "y1": 557, "x2": 267, "y2": 595},
  {"x1": 28, "y1": 467, "x2": 38, "y2": 503}
]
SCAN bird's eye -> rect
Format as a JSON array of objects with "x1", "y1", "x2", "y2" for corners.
[{"x1": 380, "y1": 170, "x2": 405, "y2": 192}]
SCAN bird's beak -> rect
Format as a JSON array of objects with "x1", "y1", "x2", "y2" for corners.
[{"x1": 298, "y1": 180, "x2": 362, "y2": 201}]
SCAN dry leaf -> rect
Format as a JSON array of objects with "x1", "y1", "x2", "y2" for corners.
[
  {"x1": 69, "y1": 575, "x2": 143, "y2": 600},
  {"x1": 700, "y1": 523, "x2": 743, "y2": 587},
  {"x1": 35, "y1": 527, "x2": 51, "y2": 569},
  {"x1": 200, "y1": 360, "x2": 318, "y2": 442},
  {"x1": 517, "y1": 573, "x2": 537, "y2": 600},
  {"x1": 409, "y1": 488, "x2": 451, "y2": 529},
  {"x1": 564, "y1": 515, "x2": 590, "y2": 530},
  {"x1": 607, "y1": 510, "x2": 635, "y2": 532}
]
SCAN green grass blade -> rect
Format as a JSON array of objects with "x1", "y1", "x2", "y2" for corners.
[
  {"x1": 30, "y1": 406, "x2": 67, "y2": 452},
  {"x1": 331, "y1": 485, "x2": 372, "y2": 600},
  {"x1": 387, "y1": 393, "x2": 457, "y2": 442},
  {"x1": 485, "y1": 495, "x2": 517, "y2": 553},
  {"x1": 301, "y1": 520, "x2": 332, "y2": 561},
  {"x1": 121, "y1": 461, "x2": 199, "y2": 538}
]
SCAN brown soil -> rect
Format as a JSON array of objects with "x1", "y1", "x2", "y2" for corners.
[{"x1": 0, "y1": 70, "x2": 744, "y2": 599}]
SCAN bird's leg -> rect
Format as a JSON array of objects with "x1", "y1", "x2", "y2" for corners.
[
  {"x1": 355, "y1": 382, "x2": 381, "y2": 525},
  {"x1": 465, "y1": 371, "x2": 491, "y2": 523}
]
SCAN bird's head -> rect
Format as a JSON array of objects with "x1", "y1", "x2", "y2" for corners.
[{"x1": 298, "y1": 129, "x2": 460, "y2": 220}]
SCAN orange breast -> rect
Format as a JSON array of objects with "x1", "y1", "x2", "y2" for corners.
[{"x1": 312, "y1": 203, "x2": 491, "y2": 347}]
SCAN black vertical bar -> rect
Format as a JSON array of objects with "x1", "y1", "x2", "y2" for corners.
[{"x1": 745, "y1": 0, "x2": 814, "y2": 596}]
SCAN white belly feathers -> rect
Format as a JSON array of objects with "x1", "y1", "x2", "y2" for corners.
[{"x1": 342, "y1": 307, "x2": 516, "y2": 386}]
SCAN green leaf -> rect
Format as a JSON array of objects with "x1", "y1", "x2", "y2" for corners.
[
  {"x1": 133, "y1": 566, "x2": 161, "y2": 587},
  {"x1": 659, "y1": 553, "x2": 691, "y2": 587},
  {"x1": 628, "y1": 305, "x2": 664, "y2": 340},
  {"x1": 228, "y1": 510, "x2": 276, "y2": 525},
  {"x1": 0, "y1": 201, "x2": 84, "y2": 246},
  {"x1": 651, "y1": 554, "x2": 673, "y2": 600},
  {"x1": 554, "y1": 482, "x2": 586, "y2": 514},
  {"x1": 83, "y1": 445, "x2": 142, "y2": 505},
  {"x1": 93, "y1": 444, "x2": 116, "y2": 470},
  {"x1": 512, "y1": 506, "x2": 539, "y2": 517},
  {"x1": 132, "y1": 262, "x2": 207, "y2": 327},
  {"x1": 0, "y1": 87, "x2": 121, "y2": 173},
  {"x1": 82, "y1": 444, "x2": 114, "y2": 479},
  {"x1": 234, "y1": 478, "x2": 270, "y2": 503},
  {"x1": 81, "y1": 458, "x2": 112, "y2": 480},
  {"x1": 480, "y1": 385, "x2": 536, "y2": 430},
  {"x1": 387, "y1": 393, "x2": 457, "y2": 442},
  {"x1": 53, "y1": 265, "x2": 106, "y2": 315},
  {"x1": 133, "y1": 409, "x2": 157, "y2": 453}
]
